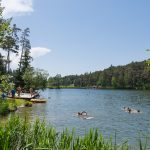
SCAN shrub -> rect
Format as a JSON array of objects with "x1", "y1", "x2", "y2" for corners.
[{"x1": 0, "y1": 100, "x2": 9, "y2": 115}]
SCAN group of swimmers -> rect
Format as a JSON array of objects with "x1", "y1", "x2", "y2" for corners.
[
  {"x1": 123, "y1": 107, "x2": 141, "y2": 114},
  {"x1": 77, "y1": 106, "x2": 141, "y2": 119}
]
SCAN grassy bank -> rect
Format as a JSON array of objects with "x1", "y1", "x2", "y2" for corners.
[
  {"x1": 0, "y1": 116, "x2": 132, "y2": 150},
  {"x1": 0, "y1": 98, "x2": 32, "y2": 116}
]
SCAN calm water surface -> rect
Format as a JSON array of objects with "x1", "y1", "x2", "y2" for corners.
[{"x1": 2, "y1": 89, "x2": 150, "y2": 147}]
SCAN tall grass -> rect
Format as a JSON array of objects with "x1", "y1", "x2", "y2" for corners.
[{"x1": 0, "y1": 116, "x2": 134, "y2": 150}]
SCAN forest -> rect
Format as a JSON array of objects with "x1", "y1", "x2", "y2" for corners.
[{"x1": 48, "y1": 60, "x2": 150, "y2": 90}]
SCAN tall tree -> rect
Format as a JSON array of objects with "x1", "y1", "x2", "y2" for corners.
[
  {"x1": 15, "y1": 28, "x2": 32, "y2": 87},
  {"x1": 0, "y1": 2, "x2": 20, "y2": 73},
  {"x1": 19, "y1": 28, "x2": 32, "y2": 72}
]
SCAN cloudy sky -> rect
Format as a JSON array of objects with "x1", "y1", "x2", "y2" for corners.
[{"x1": 1, "y1": 0, "x2": 150, "y2": 76}]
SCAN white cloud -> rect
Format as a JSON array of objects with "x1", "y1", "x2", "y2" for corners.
[
  {"x1": 1, "y1": 0, "x2": 34, "y2": 17},
  {"x1": 0, "y1": 47, "x2": 51, "y2": 69},
  {"x1": 30, "y1": 47, "x2": 51, "y2": 58}
]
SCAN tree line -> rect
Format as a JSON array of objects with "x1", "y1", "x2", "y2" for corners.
[
  {"x1": 48, "y1": 60, "x2": 150, "y2": 90},
  {"x1": 0, "y1": 1, "x2": 48, "y2": 91}
]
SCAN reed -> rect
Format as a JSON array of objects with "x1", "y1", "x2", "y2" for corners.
[{"x1": 0, "y1": 116, "x2": 148, "y2": 150}]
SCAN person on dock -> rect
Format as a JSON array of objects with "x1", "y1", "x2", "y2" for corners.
[
  {"x1": 17, "y1": 86, "x2": 21, "y2": 97},
  {"x1": 11, "y1": 89, "x2": 16, "y2": 98},
  {"x1": 29, "y1": 88, "x2": 33, "y2": 96},
  {"x1": 1, "y1": 92, "x2": 6, "y2": 100}
]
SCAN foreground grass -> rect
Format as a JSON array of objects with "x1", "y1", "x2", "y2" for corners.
[{"x1": 0, "y1": 116, "x2": 132, "y2": 150}]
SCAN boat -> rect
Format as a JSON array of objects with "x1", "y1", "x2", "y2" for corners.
[{"x1": 30, "y1": 98, "x2": 47, "y2": 103}]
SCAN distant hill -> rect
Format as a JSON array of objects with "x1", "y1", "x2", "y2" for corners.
[{"x1": 48, "y1": 60, "x2": 150, "y2": 90}]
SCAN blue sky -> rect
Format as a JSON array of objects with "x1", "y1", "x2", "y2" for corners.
[{"x1": 2, "y1": 0, "x2": 150, "y2": 76}]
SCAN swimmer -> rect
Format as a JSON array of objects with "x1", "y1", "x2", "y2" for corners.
[
  {"x1": 127, "y1": 107, "x2": 131, "y2": 113},
  {"x1": 78, "y1": 112, "x2": 82, "y2": 115},
  {"x1": 76, "y1": 111, "x2": 94, "y2": 120},
  {"x1": 77, "y1": 111, "x2": 87, "y2": 116},
  {"x1": 122, "y1": 106, "x2": 141, "y2": 114},
  {"x1": 81, "y1": 111, "x2": 87, "y2": 116}
]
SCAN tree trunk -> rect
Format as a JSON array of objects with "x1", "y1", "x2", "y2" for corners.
[{"x1": 7, "y1": 50, "x2": 10, "y2": 73}]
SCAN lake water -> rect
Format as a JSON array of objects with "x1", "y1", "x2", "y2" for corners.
[{"x1": 1, "y1": 89, "x2": 150, "y2": 147}]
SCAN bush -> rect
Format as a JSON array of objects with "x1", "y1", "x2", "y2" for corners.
[{"x1": 0, "y1": 100, "x2": 9, "y2": 115}]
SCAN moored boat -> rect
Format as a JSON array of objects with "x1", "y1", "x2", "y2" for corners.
[{"x1": 30, "y1": 98, "x2": 47, "y2": 103}]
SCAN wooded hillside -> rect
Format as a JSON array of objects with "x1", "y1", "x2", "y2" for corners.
[{"x1": 48, "y1": 60, "x2": 150, "y2": 90}]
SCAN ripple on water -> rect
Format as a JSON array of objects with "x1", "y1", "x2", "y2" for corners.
[{"x1": 1, "y1": 89, "x2": 150, "y2": 147}]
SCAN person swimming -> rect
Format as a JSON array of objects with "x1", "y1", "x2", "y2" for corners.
[
  {"x1": 77, "y1": 111, "x2": 87, "y2": 116},
  {"x1": 78, "y1": 112, "x2": 82, "y2": 115},
  {"x1": 76, "y1": 111, "x2": 94, "y2": 120},
  {"x1": 127, "y1": 107, "x2": 131, "y2": 113},
  {"x1": 123, "y1": 107, "x2": 141, "y2": 114},
  {"x1": 81, "y1": 111, "x2": 87, "y2": 116}
]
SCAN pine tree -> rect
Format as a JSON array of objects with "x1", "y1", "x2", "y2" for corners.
[
  {"x1": 15, "y1": 28, "x2": 32, "y2": 87},
  {"x1": 19, "y1": 28, "x2": 32, "y2": 72}
]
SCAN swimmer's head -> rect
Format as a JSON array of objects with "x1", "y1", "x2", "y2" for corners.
[{"x1": 78, "y1": 112, "x2": 81, "y2": 115}]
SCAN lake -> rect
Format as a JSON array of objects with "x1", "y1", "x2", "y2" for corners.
[{"x1": 2, "y1": 89, "x2": 150, "y2": 147}]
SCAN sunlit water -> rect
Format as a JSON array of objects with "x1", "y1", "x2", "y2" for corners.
[{"x1": 1, "y1": 89, "x2": 150, "y2": 147}]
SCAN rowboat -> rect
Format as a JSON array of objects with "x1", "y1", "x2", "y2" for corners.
[{"x1": 30, "y1": 98, "x2": 47, "y2": 103}]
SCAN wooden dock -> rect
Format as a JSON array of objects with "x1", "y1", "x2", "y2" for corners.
[{"x1": 9, "y1": 93, "x2": 40, "y2": 100}]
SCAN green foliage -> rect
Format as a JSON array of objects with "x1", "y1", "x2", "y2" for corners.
[
  {"x1": 0, "y1": 75, "x2": 14, "y2": 93},
  {"x1": 0, "y1": 53, "x2": 6, "y2": 75},
  {"x1": 145, "y1": 49, "x2": 150, "y2": 70},
  {"x1": 22, "y1": 68, "x2": 49, "y2": 89},
  {"x1": 0, "y1": 100, "x2": 9, "y2": 115},
  {"x1": 48, "y1": 61, "x2": 150, "y2": 90},
  {"x1": 0, "y1": 98, "x2": 33, "y2": 116},
  {"x1": 0, "y1": 2, "x2": 20, "y2": 73},
  {"x1": 111, "y1": 77, "x2": 117, "y2": 88},
  {"x1": 0, "y1": 116, "x2": 133, "y2": 150},
  {"x1": 0, "y1": 5, "x2": 11, "y2": 46}
]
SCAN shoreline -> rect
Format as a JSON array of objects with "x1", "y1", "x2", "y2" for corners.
[{"x1": 47, "y1": 86, "x2": 150, "y2": 90}]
